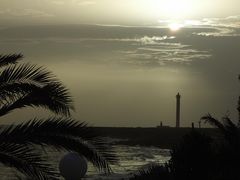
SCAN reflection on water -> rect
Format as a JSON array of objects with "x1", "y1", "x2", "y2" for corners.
[{"x1": 0, "y1": 145, "x2": 170, "y2": 180}]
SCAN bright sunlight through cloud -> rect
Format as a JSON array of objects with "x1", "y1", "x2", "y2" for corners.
[
  {"x1": 168, "y1": 23, "x2": 184, "y2": 31},
  {"x1": 162, "y1": 0, "x2": 192, "y2": 18},
  {"x1": 141, "y1": 0, "x2": 195, "y2": 19}
]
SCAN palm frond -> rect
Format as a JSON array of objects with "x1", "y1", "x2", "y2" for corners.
[
  {"x1": 0, "y1": 54, "x2": 23, "y2": 67},
  {"x1": 222, "y1": 116, "x2": 237, "y2": 130},
  {"x1": 0, "y1": 63, "x2": 65, "y2": 109},
  {"x1": 0, "y1": 83, "x2": 73, "y2": 117},
  {"x1": 0, "y1": 142, "x2": 58, "y2": 179},
  {"x1": 130, "y1": 164, "x2": 171, "y2": 180},
  {"x1": 0, "y1": 118, "x2": 118, "y2": 173},
  {"x1": 201, "y1": 114, "x2": 226, "y2": 131},
  {"x1": 238, "y1": 96, "x2": 240, "y2": 125},
  {"x1": 0, "y1": 83, "x2": 41, "y2": 105},
  {"x1": 221, "y1": 116, "x2": 240, "y2": 147},
  {"x1": 0, "y1": 63, "x2": 58, "y2": 87},
  {"x1": 202, "y1": 114, "x2": 240, "y2": 149}
]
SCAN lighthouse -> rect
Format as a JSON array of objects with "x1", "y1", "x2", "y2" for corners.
[{"x1": 176, "y1": 93, "x2": 181, "y2": 128}]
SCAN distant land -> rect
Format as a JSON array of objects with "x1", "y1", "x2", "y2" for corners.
[{"x1": 92, "y1": 127, "x2": 219, "y2": 149}]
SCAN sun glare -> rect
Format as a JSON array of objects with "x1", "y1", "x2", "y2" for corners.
[
  {"x1": 139, "y1": 0, "x2": 195, "y2": 20},
  {"x1": 168, "y1": 23, "x2": 184, "y2": 31},
  {"x1": 161, "y1": 0, "x2": 192, "y2": 18}
]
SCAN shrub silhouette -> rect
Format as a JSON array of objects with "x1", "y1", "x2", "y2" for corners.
[
  {"x1": 168, "y1": 130, "x2": 216, "y2": 180},
  {"x1": 133, "y1": 118, "x2": 240, "y2": 180}
]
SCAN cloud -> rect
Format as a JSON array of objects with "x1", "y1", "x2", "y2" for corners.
[
  {"x1": 158, "y1": 15, "x2": 240, "y2": 37},
  {"x1": 0, "y1": 23, "x2": 211, "y2": 68},
  {"x1": 114, "y1": 36, "x2": 212, "y2": 67},
  {"x1": 0, "y1": 38, "x2": 40, "y2": 45},
  {"x1": 72, "y1": 0, "x2": 96, "y2": 6},
  {"x1": 134, "y1": 36, "x2": 175, "y2": 45},
  {"x1": 29, "y1": 36, "x2": 175, "y2": 44},
  {"x1": 0, "y1": 35, "x2": 210, "y2": 67},
  {"x1": 200, "y1": 16, "x2": 240, "y2": 28},
  {"x1": 49, "y1": 0, "x2": 96, "y2": 6},
  {"x1": 194, "y1": 27, "x2": 237, "y2": 37},
  {"x1": 0, "y1": 29, "x2": 210, "y2": 67},
  {"x1": 121, "y1": 43, "x2": 211, "y2": 66},
  {"x1": 93, "y1": 36, "x2": 175, "y2": 45},
  {"x1": 51, "y1": 0, "x2": 65, "y2": 5},
  {"x1": 191, "y1": 16, "x2": 240, "y2": 37},
  {"x1": 158, "y1": 16, "x2": 240, "y2": 29},
  {"x1": 0, "y1": 8, "x2": 54, "y2": 18}
]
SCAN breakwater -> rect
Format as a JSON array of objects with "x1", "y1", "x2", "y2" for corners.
[{"x1": 92, "y1": 127, "x2": 218, "y2": 149}]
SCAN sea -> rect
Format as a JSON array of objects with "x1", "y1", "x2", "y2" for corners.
[
  {"x1": 0, "y1": 142, "x2": 170, "y2": 180},
  {"x1": 84, "y1": 145, "x2": 170, "y2": 180}
]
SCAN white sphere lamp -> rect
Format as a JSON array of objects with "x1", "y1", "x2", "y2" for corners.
[{"x1": 59, "y1": 152, "x2": 88, "y2": 180}]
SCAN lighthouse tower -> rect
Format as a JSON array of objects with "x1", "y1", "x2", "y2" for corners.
[{"x1": 176, "y1": 93, "x2": 181, "y2": 128}]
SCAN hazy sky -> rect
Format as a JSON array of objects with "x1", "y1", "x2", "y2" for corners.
[
  {"x1": 0, "y1": 1, "x2": 240, "y2": 127},
  {"x1": 1, "y1": 0, "x2": 240, "y2": 25}
]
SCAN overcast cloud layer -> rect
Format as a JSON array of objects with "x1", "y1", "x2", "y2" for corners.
[
  {"x1": 0, "y1": 0, "x2": 240, "y2": 126},
  {"x1": 0, "y1": 22, "x2": 240, "y2": 127}
]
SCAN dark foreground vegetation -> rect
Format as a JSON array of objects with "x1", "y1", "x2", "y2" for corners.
[
  {"x1": 1, "y1": 53, "x2": 239, "y2": 180},
  {"x1": 130, "y1": 116, "x2": 240, "y2": 180},
  {"x1": 129, "y1": 75, "x2": 240, "y2": 180},
  {"x1": 130, "y1": 103, "x2": 240, "y2": 180},
  {"x1": 0, "y1": 54, "x2": 117, "y2": 179}
]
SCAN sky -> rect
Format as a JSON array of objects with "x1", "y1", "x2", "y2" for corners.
[
  {"x1": 1, "y1": 0, "x2": 240, "y2": 25},
  {"x1": 0, "y1": 1, "x2": 240, "y2": 127}
]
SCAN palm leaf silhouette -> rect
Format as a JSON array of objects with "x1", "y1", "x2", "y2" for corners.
[
  {"x1": 0, "y1": 63, "x2": 73, "y2": 117},
  {"x1": 0, "y1": 54, "x2": 23, "y2": 67},
  {"x1": 0, "y1": 142, "x2": 58, "y2": 179},
  {"x1": 0, "y1": 82, "x2": 73, "y2": 117},
  {"x1": 0, "y1": 54, "x2": 117, "y2": 179},
  {"x1": 201, "y1": 114, "x2": 240, "y2": 150},
  {"x1": 0, "y1": 118, "x2": 117, "y2": 173},
  {"x1": 0, "y1": 63, "x2": 56, "y2": 86},
  {"x1": 201, "y1": 114, "x2": 226, "y2": 131}
]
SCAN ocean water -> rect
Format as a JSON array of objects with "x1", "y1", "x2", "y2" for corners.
[
  {"x1": 84, "y1": 145, "x2": 170, "y2": 179},
  {"x1": 0, "y1": 144, "x2": 170, "y2": 180}
]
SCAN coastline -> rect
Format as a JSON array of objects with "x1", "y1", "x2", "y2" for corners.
[{"x1": 91, "y1": 127, "x2": 219, "y2": 148}]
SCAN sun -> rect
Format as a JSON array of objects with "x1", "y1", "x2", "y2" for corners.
[{"x1": 168, "y1": 23, "x2": 184, "y2": 31}]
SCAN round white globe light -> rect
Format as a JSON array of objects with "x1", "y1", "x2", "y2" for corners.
[{"x1": 59, "y1": 152, "x2": 88, "y2": 180}]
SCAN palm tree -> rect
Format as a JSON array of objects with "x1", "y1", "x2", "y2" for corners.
[
  {"x1": 129, "y1": 164, "x2": 172, "y2": 180},
  {"x1": 200, "y1": 114, "x2": 240, "y2": 179},
  {"x1": 0, "y1": 54, "x2": 117, "y2": 179},
  {"x1": 238, "y1": 75, "x2": 240, "y2": 125}
]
